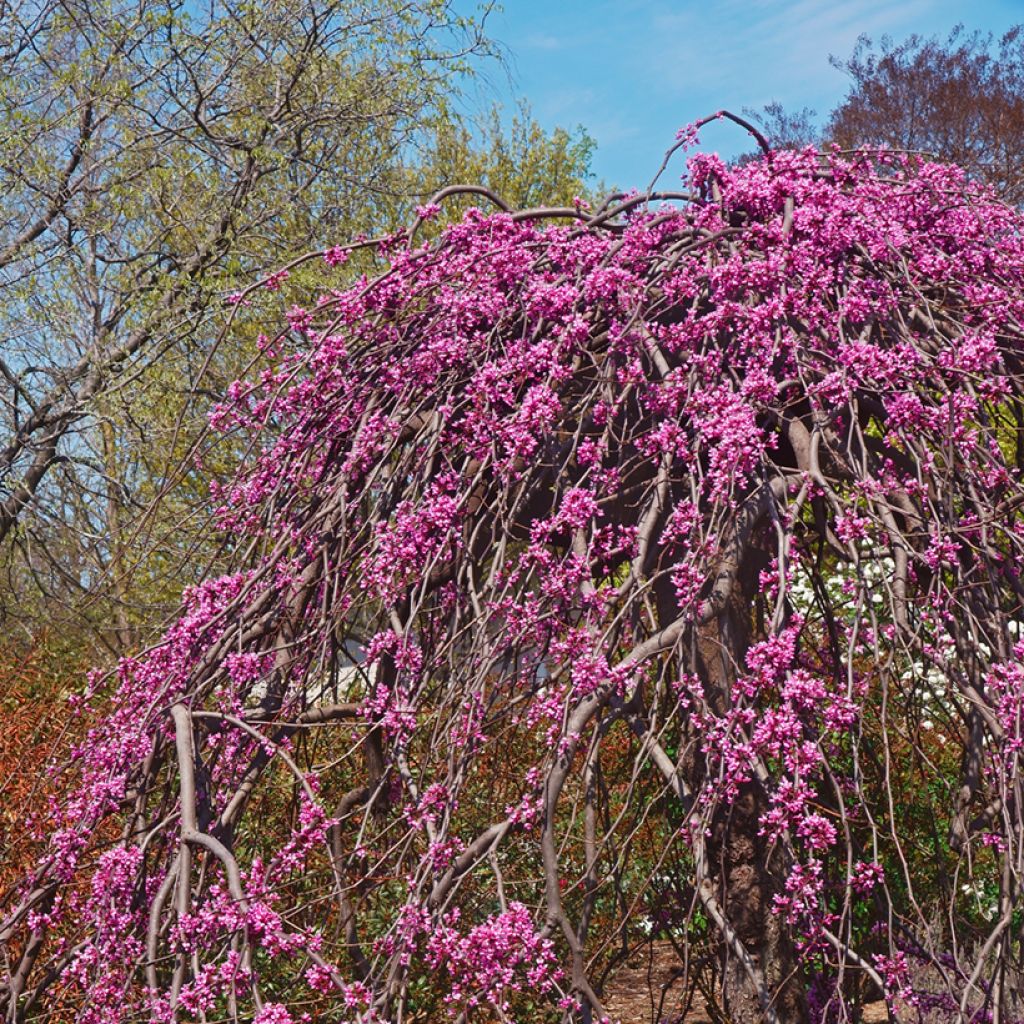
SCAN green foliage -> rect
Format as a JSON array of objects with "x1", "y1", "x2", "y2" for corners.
[
  {"x1": 0, "y1": 0, "x2": 596, "y2": 660},
  {"x1": 424, "y1": 99, "x2": 597, "y2": 211}
]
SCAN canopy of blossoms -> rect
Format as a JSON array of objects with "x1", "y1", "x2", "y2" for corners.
[{"x1": 5, "y1": 113, "x2": 1024, "y2": 1023}]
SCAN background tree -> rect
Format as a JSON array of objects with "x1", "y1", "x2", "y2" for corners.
[
  {"x1": 752, "y1": 24, "x2": 1024, "y2": 204},
  {"x1": 0, "y1": 0, "x2": 594, "y2": 661},
  {"x1": 827, "y1": 25, "x2": 1024, "y2": 203},
  {"x1": 6, "y1": 117, "x2": 1024, "y2": 1023},
  {"x1": 743, "y1": 101, "x2": 818, "y2": 154},
  {"x1": 426, "y1": 99, "x2": 597, "y2": 211}
]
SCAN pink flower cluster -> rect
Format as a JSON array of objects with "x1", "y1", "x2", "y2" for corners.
[{"x1": 424, "y1": 903, "x2": 562, "y2": 1014}]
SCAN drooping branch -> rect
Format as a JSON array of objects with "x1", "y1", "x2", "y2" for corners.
[{"x1": 7, "y1": 131, "x2": 1024, "y2": 1024}]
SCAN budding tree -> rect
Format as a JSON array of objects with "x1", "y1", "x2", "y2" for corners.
[
  {"x1": 5, "y1": 114, "x2": 1024, "y2": 1023},
  {"x1": 828, "y1": 25, "x2": 1024, "y2": 204}
]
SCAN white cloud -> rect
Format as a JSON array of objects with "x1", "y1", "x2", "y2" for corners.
[
  {"x1": 524, "y1": 31, "x2": 562, "y2": 50},
  {"x1": 640, "y1": 0, "x2": 936, "y2": 100}
]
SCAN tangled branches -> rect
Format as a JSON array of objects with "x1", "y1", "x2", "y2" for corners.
[{"x1": 6, "y1": 117, "x2": 1024, "y2": 1023}]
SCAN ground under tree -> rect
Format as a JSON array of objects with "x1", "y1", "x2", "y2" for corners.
[{"x1": 5, "y1": 114, "x2": 1024, "y2": 1023}]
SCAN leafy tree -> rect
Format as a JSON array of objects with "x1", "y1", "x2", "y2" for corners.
[
  {"x1": 9, "y1": 114, "x2": 1024, "y2": 1023},
  {"x1": 0, "y1": 0, "x2": 594, "y2": 657},
  {"x1": 425, "y1": 100, "x2": 597, "y2": 211}
]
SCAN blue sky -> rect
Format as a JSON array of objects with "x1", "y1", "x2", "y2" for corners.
[{"x1": 461, "y1": 0, "x2": 1024, "y2": 189}]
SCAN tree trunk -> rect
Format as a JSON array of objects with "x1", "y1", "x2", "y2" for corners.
[
  {"x1": 712, "y1": 780, "x2": 807, "y2": 1023},
  {"x1": 694, "y1": 546, "x2": 808, "y2": 1024}
]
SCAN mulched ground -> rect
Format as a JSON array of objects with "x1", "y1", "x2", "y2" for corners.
[{"x1": 600, "y1": 941, "x2": 891, "y2": 1023}]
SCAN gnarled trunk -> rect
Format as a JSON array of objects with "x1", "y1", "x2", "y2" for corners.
[{"x1": 694, "y1": 540, "x2": 808, "y2": 1024}]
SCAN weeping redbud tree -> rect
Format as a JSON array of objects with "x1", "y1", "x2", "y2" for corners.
[{"x1": 5, "y1": 112, "x2": 1024, "y2": 1024}]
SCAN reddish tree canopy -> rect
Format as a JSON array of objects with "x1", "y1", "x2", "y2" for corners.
[
  {"x1": 5, "y1": 115, "x2": 1024, "y2": 1023},
  {"x1": 828, "y1": 25, "x2": 1024, "y2": 203}
]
